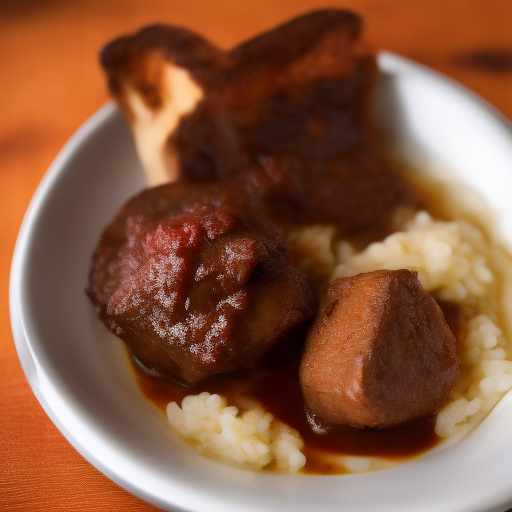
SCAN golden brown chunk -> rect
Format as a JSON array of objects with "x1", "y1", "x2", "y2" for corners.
[
  {"x1": 100, "y1": 10, "x2": 372, "y2": 184},
  {"x1": 100, "y1": 9, "x2": 416, "y2": 236},
  {"x1": 299, "y1": 270, "x2": 459, "y2": 429}
]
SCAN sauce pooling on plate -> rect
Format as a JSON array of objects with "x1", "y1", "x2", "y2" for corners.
[
  {"x1": 129, "y1": 336, "x2": 444, "y2": 474},
  {"x1": 130, "y1": 300, "x2": 461, "y2": 474}
]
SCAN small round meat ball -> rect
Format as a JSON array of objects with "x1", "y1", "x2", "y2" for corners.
[{"x1": 87, "y1": 183, "x2": 314, "y2": 384}]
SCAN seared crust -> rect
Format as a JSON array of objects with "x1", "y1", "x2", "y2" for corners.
[{"x1": 100, "y1": 10, "x2": 368, "y2": 114}]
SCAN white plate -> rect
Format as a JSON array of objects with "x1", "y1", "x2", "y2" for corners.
[{"x1": 10, "y1": 52, "x2": 512, "y2": 512}]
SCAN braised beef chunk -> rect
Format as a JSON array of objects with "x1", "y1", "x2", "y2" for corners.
[
  {"x1": 87, "y1": 184, "x2": 314, "y2": 385},
  {"x1": 299, "y1": 270, "x2": 460, "y2": 429}
]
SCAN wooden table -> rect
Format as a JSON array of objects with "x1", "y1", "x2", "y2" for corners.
[{"x1": 1, "y1": 1, "x2": 511, "y2": 510}]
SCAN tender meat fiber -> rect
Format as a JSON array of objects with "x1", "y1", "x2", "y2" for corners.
[
  {"x1": 100, "y1": 9, "x2": 417, "y2": 235},
  {"x1": 87, "y1": 183, "x2": 314, "y2": 384},
  {"x1": 300, "y1": 270, "x2": 460, "y2": 429},
  {"x1": 244, "y1": 152, "x2": 412, "y2": 237}
]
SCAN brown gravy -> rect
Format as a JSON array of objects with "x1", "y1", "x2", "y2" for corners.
[{"x1": 130, "y1": 324, "x2": 448, "y2": 474}]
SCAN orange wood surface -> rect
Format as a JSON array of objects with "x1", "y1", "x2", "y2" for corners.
[{"x1": 1, "y1": 1, "x2": 512, "y2": 510}]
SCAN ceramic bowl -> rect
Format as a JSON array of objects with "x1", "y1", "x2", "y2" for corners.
[{"x1": 10, "y1": 52, "x2": 512, "y2": 512}]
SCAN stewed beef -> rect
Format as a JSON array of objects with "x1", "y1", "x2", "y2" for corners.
[
  {"x1": 87, "y1": 182, "x2": 314, "y2": 384},
  {"x1": 300, "y1": 269, "x2": 460, "y2": 428}
]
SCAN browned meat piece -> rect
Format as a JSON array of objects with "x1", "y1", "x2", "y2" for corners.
[
  {"x1": 100, "y1": 10, "x2": 371, "y2": 183},
  {"x1": 87, "y1": 183, "x2": 314, "y2": 385},
  {"x1": 244, "y1": 152, "x2": 412, "y2": 237},
  {"x1": 100, "y1": 10, "x2": 416, "y2": 235},
  {"x1": 299, "y1": 270, "x2": 459, "y2": 429}
]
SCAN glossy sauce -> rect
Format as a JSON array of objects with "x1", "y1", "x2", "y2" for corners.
[{"x1": 129, "y1": 301, "x2": 460, "y2": 474}]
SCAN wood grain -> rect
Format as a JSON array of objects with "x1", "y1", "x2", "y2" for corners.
[{"x1": 1, "y1": 1, "x2": 511, "y2": 510}]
